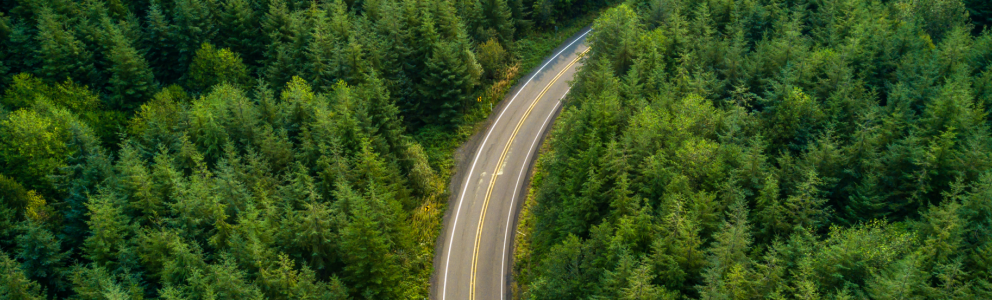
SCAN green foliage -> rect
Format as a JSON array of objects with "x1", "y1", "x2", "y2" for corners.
[
  {"x1": 0, "y1": 251, "x2": 46, "y2": 300},
  {"x1": 419, "y1": 40, "x2": 481, "y2": 125},
  {"x1": 15, "y1": 220, "x2": 70, "y2": 294},
  {"x1": 1, "y1": 73, "x2": 123, "y2": 146},
  {"x1": 68, "y1": 264, "x2": 145, "y2": 300},
  {"x1": 518, "y1": 1, "x2": 992, "y2": 299},
  {"x1": 0, "y1": 0, "x2": 614, "y2": 298},
  {"x1": 0, "y1": 105, "x2": 73, "y2": 195},
  {"x1": 477, "y1": 37, "x2": 508, "y2": 80},
  {"x1": 34, "y1": 7, "x2": 96, "y2": 85},
  {"x1": 187, "y1": 43, "x2": 250, "y2": 93},
  {"x1": 589, "y1": 4, "x2": 641, "y2": 75},
  {"x1": 104, "y1": 19, "x2": 156, "y2": 112}
]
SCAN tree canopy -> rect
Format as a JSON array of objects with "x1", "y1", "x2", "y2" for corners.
[
  {"x1": 518, "y1": 1, "x2": 992, "y2": 299},
  {"x1": 0, "y1": 0, "x2": 618, "y2": 298}
]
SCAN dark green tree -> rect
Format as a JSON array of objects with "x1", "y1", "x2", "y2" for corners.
[
  {"x1": 15, "y1": 220, "x2": 70, "y2": 295},
  {"x1": 104, "y1": 18, "x2": 157, "y2": 111},
  {"x1": 34, "y1": 7, "x2": 96, "y2": 85}
]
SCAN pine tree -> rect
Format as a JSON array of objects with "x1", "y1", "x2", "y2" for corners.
[
  {"x1": 697, "y1": 199, "x2": 755, "y2": 299},
  {"x1": 256, "y1": 253, "x2": 348, "y2": 300},
  {"x1": 182, "y1": 256, "x2": 265, "y2": 299},
  {"x1": 15, "y1": 220, "x2": 70, "y2": 295},
  {"x1": 170, "y1": 0, "x2": 217, "y2": 82},
  {"x1": 34, "y1": 7, "x2": 96, "y2": 85},
  {"x1": 0, "y1": 12, "x2": 11, "y2": 90},
  {"x1": 187, "y1": 43, "x2": 250, "y2": 92},
  {"x1": 58, "y1": 119, "x2": 114, "y2": 251},
  {"x1": 866, "y1": 255, "x2": 928, "y2": 300},
  {"x1": 304, "y1": 2, "x2": 359, "y2": 91},
  {"x1": 104, "y1": 18, "x2": 157, "y2": 111},
  {"x1": 588, "y1": 4, "x2": 641, "y2": 75},
  {"x1": 143, "y1": 3, "x2": 177, "y2": 80},
  {"x1": 261, "y1": 0, "x2": 302, "y2": 88},
  {"x1": 419, "y1": 40, "x2": 477, "y2": 125},
  {"x1": 621, "y1": 259, "x2": 677, "y2": 300},
  {"x1": 68, "y1": 264, "x2": 145, "y2": 300},
  {"x1": 529, "y1": 235, "x2": 585, "y2": 299},
  {"x1": 0, "y1": 250, "x2": 46, "y2": 300},
  {"x1": 83, "y1": 189, "x2": 132, "y2": 268},
  {"x1": 483, "y1": 0, "x2": 514, "y2": 43},
  {"x1": 783, "y1": 169, "x2": 830, "y2": 232},
  {"x1": 336, "y1": 181, "x2": 403, "y2": 300},
  {"x1": 754, "y1": 174, "x2": 787, "y2": 241},
  {"x1": 217, "y1": 0, "x2": 263, "y2": 68}
]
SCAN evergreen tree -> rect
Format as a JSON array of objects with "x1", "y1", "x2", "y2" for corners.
[
  {"x1": 217, "y1": 0, "x2": 263, "y2": 68},
  {"x1": 0, "y1": 251, "x2": 46, "y2": 300},
  {"x1": 418, "y1": 40, "x2": 480, "y2": 125},
  {"x1": 169, "y1": 0, "x2": 217, "y2": 82},
  {"x1": 697, "y1": 199, "x2": 755, "y2": 299},
  {"x1": 336, "y1": 182, "x2": 403, "y2": 300},
  {"x1": 58, "y1": 118, "x2": 114, "y2": 251},
  {"x1": 82, "y1": 189, "x2": 132, "y2": 269},
  {"x1": 261, "y1": 0, "x2": 303, "y2": 88},
  {"x1": 15, "y1": 220, "x2": 70, "y2": 295},
  {"x1": 104, "y1": 18, "x2": 157, "y2": 111},
  {"x1": 187, "y1": 43, "x2": 250, "y2": 92},
  {"x1": 143, "y1": 4, "x2": 179, "y2": 82},
  {"x1": 34, "y1": 7, "x2": 96, "y2": 85},
  {"x1": 0, "y1": 105, "x2": 73, "y2": 196},
  {"x1": 483, "y1": 0, "x2": 514, "y2": 43},
  {"x1": 68, "y1": 264, "x2": 145, "y2": 300}
]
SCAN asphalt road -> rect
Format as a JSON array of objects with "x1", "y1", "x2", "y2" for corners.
[{"x1": 433, "y1": 28, "x2": 591, "y2": 300}]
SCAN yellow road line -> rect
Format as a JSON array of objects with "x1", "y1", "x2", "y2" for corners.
[{"x1": 469, "y1": 48, "x2": 589, "y2": 300}]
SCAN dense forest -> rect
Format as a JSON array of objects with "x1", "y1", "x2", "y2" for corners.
[
  {"x1": 0, "y1": 0, "x2": 614, "y2": 299},
  {"x1": 517, "y1": 0, "x2": 992, "y2": 299}
]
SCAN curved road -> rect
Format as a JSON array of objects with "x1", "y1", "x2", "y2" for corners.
[{"x1": 433, "y1": 28, "x2": 591, "y2": 300}]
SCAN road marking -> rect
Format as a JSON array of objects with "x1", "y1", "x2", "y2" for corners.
[
  {"x1": 441, "y1": 28, "x2": 591, "y2": 300},
  {"x1": 469, "y1": 48, "x2": 589, "y2": 300},
  {"x1": 499, "y1": 89, "x2": 568, "y2": 299}
]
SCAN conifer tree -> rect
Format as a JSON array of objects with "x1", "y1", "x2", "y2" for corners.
[
  {"x1": 0, "y1": 251, "x2": 46, "y2": 300},
  {"x1": 68, "y1": 264, "x2": 145, "y2": 300},
  {"x1": 697, "y1": 199, "x2": 754, "y2": 299},
  {"x1": 187, "y1": 43, "x2": 250, "y2": 92},
  {"x1": 483, "y1": 0, "x2": 514, "y2": 43},
  {"x1": 59, "y1": 119, "x2": 114, "y2": 250},
  {"x1": 261, "y1": 0, "x2": 303, "y2": 88},
  {"x1": 104, "y1": 18, "x2": 156, "y2": 111},
  {"x1": 336, "y1": 181, "x2": 403, "y2": 300},
  {"x1": 142, "y1": 3, "x2": 176, "y2": 79},
  {"x1": 418, "y1": 41, "x2": 474, "y2": 125},
  {"x1": 0, "y1": 106, "x2": 75, "y2": 196},
  {"x1": 217, "y1": 0, "x2": 263, "y2": 67},
  {"x1": 83, "y1": 189, "x2": 132, "y2": 268},
  {"x1": 15, "y1": 220, "x2": 70, "y2": 295},
  {"x1": 34, "y1": 7, "x2": 96, "y2": 85},
  {"x1": 169, "y1": 0, "x2": 217, "y2": 82}
]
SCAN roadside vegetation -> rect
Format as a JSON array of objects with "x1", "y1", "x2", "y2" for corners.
[
  {"x1": 517, "y1": 0, "x2": 992, "y2": 299},
  {"x1": 0, "y1": 0, "x2": 615, "y2": 299}
]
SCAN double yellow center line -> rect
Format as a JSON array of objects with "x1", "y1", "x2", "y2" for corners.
[{"x1": 468, "y1": 48, "x2": 589, "y2": 300}]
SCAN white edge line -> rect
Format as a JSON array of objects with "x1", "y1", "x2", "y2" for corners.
[
  {"x1": 442, "y1": 28, "x2": 591, "y2": 300},
  {"x1": 500, "y1": 87, "x2": 569, "y2": 299}
]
